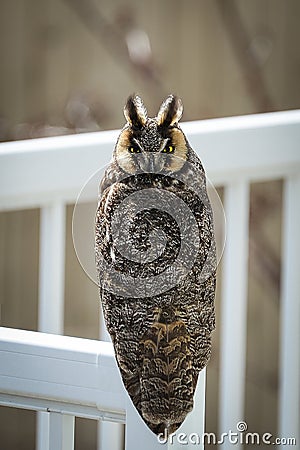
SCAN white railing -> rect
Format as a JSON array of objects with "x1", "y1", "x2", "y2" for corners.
[
  {"x1": 2, "y1": 326, "x2": 199, "y2": 450},
  {"x1": 0, "y1": 110, "x2": 300, "y2": 449}
]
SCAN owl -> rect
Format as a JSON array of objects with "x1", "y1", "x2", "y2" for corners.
[{"x1": 95, "y1": 94, "x2": 216, "y2": 436}]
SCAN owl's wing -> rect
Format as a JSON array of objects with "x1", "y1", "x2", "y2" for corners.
[
  {"x1": 95, "y1": 182, "x2": 150, "y2": 428},
  {"x1": 95, "y1": 181, "x2": 133, "y2": 298},
  {"x1": 95, "y1": 181, "x2": 144, "y2": 406}
]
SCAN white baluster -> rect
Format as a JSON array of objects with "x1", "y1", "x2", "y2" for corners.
[
  {"x1": 49, "y1": 413, "x2": 74, "y2": 450},
  {"x1": 98, "y1": 307, "x2": 124, "y2": 450},
  {"x1": 219, "y1": 181, "x2": 250, "y2": 448},
  {"x1": 37, "y1": 202, "x2": 66, "y2": 450},
  {"x1": 279, "y1": 175, "x2": 300, "y2": 448}
]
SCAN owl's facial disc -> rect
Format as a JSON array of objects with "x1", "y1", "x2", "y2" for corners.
[{"x1": 115, "y1": 127, "x2": 188, "y2": 174}]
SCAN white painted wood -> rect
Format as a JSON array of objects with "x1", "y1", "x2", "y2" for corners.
[
  {"x1": 99, "y1": 303, "x2": 112, "y2": 343},
  {"x1": 49, "y1": 413, "x2": 75, "y2": 450},
  {"x1": 279, "y1": 175, "x2": 300, "y2": 449},
  {"x1": 37, "y1": 202, "x2": 66, "y2": 450},
  {"x1": 98, "y1": 308, "x2": 124, "y2": 450},
  {"x1": 0, "y1": 327, "x2": 126, "y2": 418},
  {"x1": 124, "y1": 370, "x2": 206, "y2": 450},
  {"x1": 125, "y1": 396, "x2": 168, "y2": 450},
  {"x1": 98, "y1": 422, "x2": 124, "y2": 450},
  {"x1": 169, "y1": 369, "x2": 206, "y2": 450},
  {"x1": 37, "y1": 412, "x2": 50, "y2": 450},
  {"x1": 184, "y1": 369, "x2": 206, "y2": 450},
  {"x1": 0, "y1": 393, "x2": 122, "y2": 421},
  {"x1": 0, "y1": 110, "x2": 300, "y2": 211},
  {"x1": 219, "y1": 182, "x2": 250, "y2": 448},
  {"x1": 38, "y1": 202, "x2": 66, "y2": 334}
]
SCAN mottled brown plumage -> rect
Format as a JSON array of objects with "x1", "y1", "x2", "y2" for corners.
[{"x1": 95, "y1": 94, "x2": 216, "y2": 436}]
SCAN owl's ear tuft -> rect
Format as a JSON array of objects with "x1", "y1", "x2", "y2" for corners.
[
  {"x1": 124, "y1": 94, "x2": 148, "y2": 129},
  {"x1": 156, "y1": 95, "x2": 183, "y2": 128}
]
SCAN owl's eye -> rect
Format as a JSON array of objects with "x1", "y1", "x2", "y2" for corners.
[
  {"x1": 128, "y1": 145, "x2": 141, "y2": 154},
  {"x1": 162, "y1": 144, "x2": 175, "y2": 153}
]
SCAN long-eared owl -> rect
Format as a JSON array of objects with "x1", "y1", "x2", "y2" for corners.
[{"x1": 95, "y1": 94, "x2": 216, "y2": 436}]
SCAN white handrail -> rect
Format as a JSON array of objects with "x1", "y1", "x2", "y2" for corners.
[
  {"x1": 0, "y1": 327, "x2": 205, "y2": 449},
  {"x1": 0, "y1": 327, "x2": 126, "y2": 420},
  {"x1": 1, "y1": 110, "x2": 300, "y2": 211}
]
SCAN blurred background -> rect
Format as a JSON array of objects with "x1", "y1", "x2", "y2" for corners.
[{"x1": 0, "y1": 0, "x2": 299, "y2": 449}]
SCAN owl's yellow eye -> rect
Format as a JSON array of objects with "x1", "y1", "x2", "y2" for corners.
[
  {"x1": 162, "y1": 145, "x2": 175, "y2": 153},
  {"x1": 128, "y1": 145, "x2": 141, "y2": 153}
]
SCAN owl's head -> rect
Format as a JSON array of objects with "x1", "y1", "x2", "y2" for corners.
[{"x1": 114, "y1": 94, "x2": 189, "y2": 174}]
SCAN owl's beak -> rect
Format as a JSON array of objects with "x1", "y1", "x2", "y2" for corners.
[
  {"x1": 139, "y1": 153, "x2": 155, "y2": 173},
  {"x1": 138, "y1": 153, "x2": 166, "y2": 173},
  {"x1": 148, "y1": 154, "x2": 155, "y2": 172}
]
